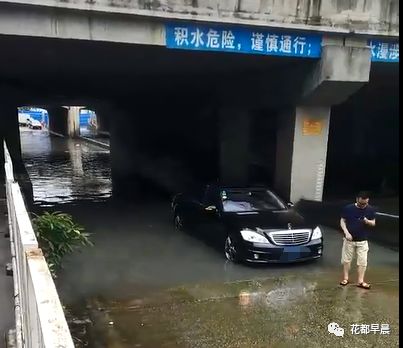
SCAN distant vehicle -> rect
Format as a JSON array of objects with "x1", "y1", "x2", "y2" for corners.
[
  {"x1": 18, "y1": 113, "x2": 32, "y2": 127},
  {"x1": 171, "y1": 184, "x2": 323, "y2": 264},
  {"x1": 29, "y1": 119, "x2": 42, "y2": 130}
]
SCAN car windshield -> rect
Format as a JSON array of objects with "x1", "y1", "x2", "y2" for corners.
[{"x1": 220, "y1": 189, "x2": 286, "y2": 212}]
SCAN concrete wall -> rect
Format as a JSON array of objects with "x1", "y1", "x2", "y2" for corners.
[{"x1": 0, "y1": 0, "x2": 398, "y2": 45}]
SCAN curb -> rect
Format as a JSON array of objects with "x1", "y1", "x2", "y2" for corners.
[{"x1": 79, "y1": 136, "x2": 110, "y2": 150}]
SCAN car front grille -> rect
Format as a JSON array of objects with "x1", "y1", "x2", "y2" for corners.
[{"x1": 267, "y1": 229, "x2": 311, "y2": 246}]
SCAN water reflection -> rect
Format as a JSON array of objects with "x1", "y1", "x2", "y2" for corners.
[
  {"x1": 20, "y1": 129, "x2": 112, "y2": 206},
  {"x1": 237, "y1": 280, "x2": 318, "y2": 310},
  {"x1": 68, "y1": 140, "x2": 84, "y2": 177}
]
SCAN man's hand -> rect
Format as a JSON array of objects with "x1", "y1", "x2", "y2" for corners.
[
  {"x1": 363, "y1": 217, "x2": 376, "y2": 227},
  {"x1": 344, "y1": 231, "x2": 353, "y2": 241},
  {"x1": 340, "y1": 218, "x2": 353, "y2": 241}
]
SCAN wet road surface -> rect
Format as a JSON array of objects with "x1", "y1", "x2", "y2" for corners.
[
  {"x1": 20, "y1": 129, "x2": 399, "y2": 348},
  {"x1": 21, "y1": 128, "x2": 111, "y2": 206}
]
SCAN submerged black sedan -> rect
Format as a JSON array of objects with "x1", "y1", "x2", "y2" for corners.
[{"x1": 171, "y1": 185, "x2": 323, "y2": 263}]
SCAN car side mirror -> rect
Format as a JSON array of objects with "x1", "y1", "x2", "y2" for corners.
[
  {"x1": 205, "y1": 205, "x2": 217, "y2": 212},
  {"x1": 287, "y1": 202, "x2": 294, "y2": 208}
]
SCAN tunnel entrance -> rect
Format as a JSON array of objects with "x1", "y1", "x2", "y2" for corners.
[
  {"x1": 5, "y1": 35, "x2": 398, "y2": 203},
  {"x1": 0, "y1": 35, "x2": 316, "y2": 200},
  {"x1": 17, "y1": 106, "x2": 112, "y2": 206},
  {"x1": 324, "y1": 63, "x2": 399, "y2": 200}
]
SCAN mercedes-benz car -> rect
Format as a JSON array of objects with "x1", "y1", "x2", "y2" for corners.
[{"x1": 171, "y1": 184, "x2": 323, "y2": 263}]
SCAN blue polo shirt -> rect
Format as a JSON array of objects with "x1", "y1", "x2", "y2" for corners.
[{"x1": 341, "y1": 204, "x2": 376, "y2": 241}]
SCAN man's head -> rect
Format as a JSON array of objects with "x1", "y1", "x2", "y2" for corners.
[{"x1": 356, "y1": 191, "x2": 370, "y2": 209}]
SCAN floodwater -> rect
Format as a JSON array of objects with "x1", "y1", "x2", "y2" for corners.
[
  {"x1": 20, "y1": 128, "x2": 399, "y2": 348},
  {"x1": 21, "y1": 128, "x2": 111, "y2": 206}
]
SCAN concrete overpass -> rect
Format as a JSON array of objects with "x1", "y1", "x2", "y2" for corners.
[
  {"x1": 0, "y1": 0, "x2": 399, "y2": 42},
  {"x1": 0, "y1": 0, "x2": 399, "y2": 204}
]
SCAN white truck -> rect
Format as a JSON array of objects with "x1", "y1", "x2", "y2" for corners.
[{"x1": 18, "y1": 113, "x2": 32, "y2": 127}]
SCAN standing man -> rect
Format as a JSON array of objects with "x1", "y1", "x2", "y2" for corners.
[{"x1": 339, "y1": 191, "x2": 376, "y2": 289}]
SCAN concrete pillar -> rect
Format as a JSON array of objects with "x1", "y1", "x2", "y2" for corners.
[
  {"x1": 108, "y1": 102, "x2": 199, "y2": 199},
  {"x1": 1, "y1": 105, "x2": 23, "y2": 170},
  {"x1": 67, "y1": 106, "x2": 80, "y2": 138},
  {"x1": 274, "y1": 37, "x2": 372, "y2": 203},
  {"x1": 96, "y1": 110, "x2": 110, "y2": 137},
  {"x1": 275, "y1": 106, "x2": 330, "y2": 203},
  {"x1": 0, "y1": 104, "x2": 33, "y2": 204},
  {"x1": 47, "y1": 106, "x2": 80, "y2": 137},
  {"x1": 47, "y1": 106, "x2": 68, "y2": 136},
  {"x1": 219, "y1": 108, "x2": 250, "y2": 187},
  {"x1": 107, "y1": 105, "x2": 137, "y2": 198}
]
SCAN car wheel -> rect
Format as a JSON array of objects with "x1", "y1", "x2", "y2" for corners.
[
  {"x1": 224, "y1": 236, "x2": 240, "y2": 263},
  {"x1": 174, "y1": 214, "x2": 184, "y2": 232}
]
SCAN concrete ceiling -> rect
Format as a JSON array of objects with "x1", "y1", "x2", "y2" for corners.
[
  {"x1": 0, "y1": 34, "x2": 314, "y2": 105},
  {"x1": 0, "y1": 34, "x2": 398, "y2": 108}
]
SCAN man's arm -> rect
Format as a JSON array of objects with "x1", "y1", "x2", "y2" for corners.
[
  {"x1": 340, "y1": 218, "x2": 353, "y2": 241},
  {"x1": 363, "y1": 217, "x2": 376, "y2": 227},
  {"x1": 363, "y1": 208, "x2": 376, "y2": 227}
]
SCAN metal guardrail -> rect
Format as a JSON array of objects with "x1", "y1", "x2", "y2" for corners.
[
  {"x1": 376, "y1": 212, "x2": 399, "y2": 219},
  {"x1": 4, "y1": 142, "x2": 74, "y2": 348}
]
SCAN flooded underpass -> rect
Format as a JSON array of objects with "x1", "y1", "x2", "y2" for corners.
[{"x1": 20, "y1": 129, "x2": 399, "y2": 347}]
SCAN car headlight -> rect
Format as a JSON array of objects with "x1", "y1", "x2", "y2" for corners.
[
  {"x1": 240, "y1": 229, "x2": 270, "y2": 244},
  {"x1": 312, "y1": 226, "x2": 322, "y2": 240}
]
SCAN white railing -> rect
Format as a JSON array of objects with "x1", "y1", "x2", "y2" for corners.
[{"x1": 4, "y1": 142, "x2": 74, "y2": 348}]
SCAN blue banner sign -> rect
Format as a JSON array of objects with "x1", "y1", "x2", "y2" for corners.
[
  {"x1": 166, "y1": 23, "x2": 322, "y2": 58},
  {"x1": 369, "y1": 40, "x2": 399, "y2": 62}
]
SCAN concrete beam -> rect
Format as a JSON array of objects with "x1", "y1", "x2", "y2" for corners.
[
  {"x1": 0, "y1": 3, "x2": 165, "y2": 45},
  {"x1": 215, "y1": 37, "x2": 373, "y2": 110},
  {"x1": 0, "y1": 0, "x2": 398, "y2": 37},
  {"x1": 301, "y1": 37, "x2": 372, "y2": 106}
]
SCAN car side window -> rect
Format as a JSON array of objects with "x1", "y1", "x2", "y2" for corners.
[{"x1": 203, "y1": 185, "x2": 218, "y2": 207}]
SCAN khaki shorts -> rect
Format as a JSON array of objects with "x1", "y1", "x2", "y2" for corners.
[{"x1": 341, "y1": 239, "x2": 369, "y2": 267}]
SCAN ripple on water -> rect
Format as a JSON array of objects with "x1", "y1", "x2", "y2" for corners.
[{"x1": 20, "y1": 130, "x2": 112, "y2": 207}]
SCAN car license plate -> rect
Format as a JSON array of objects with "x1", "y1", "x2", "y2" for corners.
[{"x1": 283, "y1": 246, "x2": 301, "y2": 261}]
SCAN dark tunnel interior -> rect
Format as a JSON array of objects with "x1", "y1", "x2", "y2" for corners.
[
  {"x1": 0, "y1": 35, "x2": 399, "y2": 200},
  {"x1": 325, "y1": 62, "x2": 399, "y2": 199}
]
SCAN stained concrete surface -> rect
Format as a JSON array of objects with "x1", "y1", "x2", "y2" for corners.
[
  {"x1": 66, "y1": 271, "x2": 399, "y2": 348},
  {"x1": 19, "y1": 128, "x2": 399, "y2": 347}
]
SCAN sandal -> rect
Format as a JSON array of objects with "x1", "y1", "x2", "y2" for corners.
[
  {"x1": 339, "y1": 279, "x2": 349, "y2": 286},
  {"x1": 357, "y1": 282, "x2": 371, "y2": 289}
]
